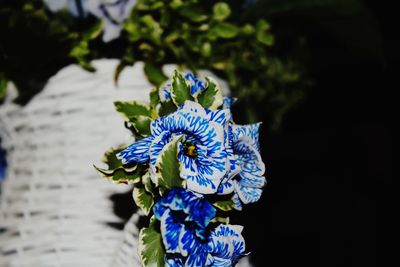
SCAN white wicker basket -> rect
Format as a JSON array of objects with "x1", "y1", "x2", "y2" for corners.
[{"x1": 0, "y1": 59, "x2": 252, "y2": 267}]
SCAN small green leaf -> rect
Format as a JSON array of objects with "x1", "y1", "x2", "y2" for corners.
[
  {"x1": 133, "y1": 186, "x2": 154, "y2": 215},
  {"x1": 170, "y1": 0, "x2": 184, "y2": 9},
  {"x1": 144, "y1": 62, "x2": 168, "y2": 87},
  {"x1": 213, "y1": 198, "x2": 235, "y2": 211},
  {"x1": 140, "y1": 15, "x2": 162, "y2": 45},
  {"x1": 124, "y1": 21, "x2": 141, "y2": 42},
  {"x1": 212, "y1": 23, "x2": 239, "y2": 39},
  {"x1": 70, "y1": 40, "x2": 90, "y2": 59},
  {"x1": 103, "y1": 147, "x2": 125, "y2": 170},
  {"x1": 242, "y1": 24, "x2": 255, "y2": 35},
  {"x1": 154, "y1": 136, "x2": 183, "y2": 189},
  {"x1": 94, "y1": 166, "x2": 142, "y2": 185},
  {"x1": 256, "y1": 19, "x2": 274, "y2": 46},
  {"x1": 201, "y1": 42, "x2": 212, "y2": 57},
  {"x1": 149, "y1": 87, "x2": 160, "y2": 109},
  {"x1": 171, "y1": 70, "x2": 193, "y2": 106},
  {"x1": 114, "y1": 101, "x2": 152, "y2": 120},
  {"x1": 158, "y1": 100, "x2": 177, "y2": 117},
  {"x1": 213, "y1": 2, "x2": 231, "y2": 21},
  {"x1": 196, "y1": 77, "x2": 223, "y2": 110},
  {"x1": 138, "y1": 222, "x2": 165, "y2": 267},
  {"x1": 0, "y1": 78, "x2": 7, "y2": 100},
  {"x1": 211, "y1": 216, "x2": 230, "y2": 224},
  {"x1": 178, "y1": 6, "x2": 208, "y2": 22},
  {"x1": 70, "y1": 40, "x2": 96, "y2": 72},
  {"x1": 82, "y1": 20, "x2": 103, "y2": 40},
  {"x1": 114, "y1": 63, "x2": 127, "y2": 85},
  {"x1": 129, "y1": 115, "x2": 152, "y2": 136},
  {"x1": 142, "y1": 171, "x2": 154, "y2": 193}
]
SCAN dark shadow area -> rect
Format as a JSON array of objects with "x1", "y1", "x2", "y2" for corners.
[{"x1": 229, "y1": 1, "x2": 394, "y2": 266}]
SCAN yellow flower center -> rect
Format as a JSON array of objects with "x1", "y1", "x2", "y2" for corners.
[{"x1": 187, "y1": 145, "x2": 197, "y2": 157}]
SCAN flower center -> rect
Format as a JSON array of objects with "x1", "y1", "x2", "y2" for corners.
[{"x1": 183, "y1": 142, "x2": 197, "y2": 158}]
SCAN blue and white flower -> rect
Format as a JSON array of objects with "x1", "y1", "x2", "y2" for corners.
[
  {"x1": 206, "y1": 224, "x2": 246, "y2": 266},
  {"x1": 153, "y1": 188, "x2": 246, "y2": 267},
  {"x1": 159, "y1": 72, "x2": 206, "y2": 102},
  {"x1": 43, "y1": 0, "x2": 137, "y2": 42},
  {"x1": 231, "y1": 123, "x2": 266, "y2": 210},
  {"x1": 117, "y1": 100, "x2": 230, "y2": 194},
  {"x1": 217, "y1": 120, "x2": 266, "y2": 209}
]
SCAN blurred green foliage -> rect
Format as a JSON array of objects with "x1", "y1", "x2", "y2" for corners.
[{"x1": 0, "y1": 0, "x2": 383, "y2": 130}]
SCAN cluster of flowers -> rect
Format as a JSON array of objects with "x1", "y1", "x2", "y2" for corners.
[{"x1": 96, "y1": 70, "x2": 266, "y2": 267}]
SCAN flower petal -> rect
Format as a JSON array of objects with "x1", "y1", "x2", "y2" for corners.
[
  {"x1": 235, "y1": 140, "x2": 265, "y2": 179},
  {"x1": 179, "y1": 226, "x2": 208, "y2": 266},
  {"x1": 116, "y1": 135, "x2": 154, "y2": 164},
  {"x1": 232, "y1": 193, "x2": 242, "y2": 211},
  {"x1": 179, "y1": 100, "x2": 207, "y2": 118},
  {"x1": 233, "y1": 123, "x2": 262, "y2": 151},
  {"x1": 160, "y1": 209, "x2": 183, "y2": 253},
  {"x1": 185, "y1": 173, "x2": 221, "y2": 194},
  {"x1": 184, "y1": 72, "x2": 206, "y2": 97},
  {"x1": 206, "y1": 109, "x2": 230, "y2": 127},
  {"x1": 222, "y1": 97, "x2": 237, "y2": 110},
  {"x1": 207, "y1": 224, "x2": 245, "y2": 261},
  {"x1": 234, "y1": 180, "x2": 263, "y2": 204},
  {"x1": 208, "y1": 256, "x2": 232, "y2": 267},
  {"x1": 184, "y1": 195, "x2": 216, "y2": 229},
  {"x1": 239, "y1": 175, "x2": 266, "y2": 189},
  {"x1": 159, "y1": 81, "x2": 173, "y2": 102},
  {"x1": 166, "y1": 257, "x2": 185, "y2": 267},
  {"x1": 217, "y1": 180, "x2": 234, "y2": 195}
]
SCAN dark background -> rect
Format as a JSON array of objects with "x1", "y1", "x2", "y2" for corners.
[{"x1": 238, "y1": 1, "x2": 393, "y2": 266}]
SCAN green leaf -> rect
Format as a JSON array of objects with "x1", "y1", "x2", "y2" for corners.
[
  {"x1": 133, "y1": 186, "x2": 154, "y2": 215},
  {"x1": 124, "y1": 20, "x2": 141, "y2": 42},
  {"x1": 140, "y1": 15, "x2": 162, "y2": 45},
  {"x1": 94, "y1": 166, "x2": 142, "y2": 185},
  {"x1": 153, "y1": 136, "x2": 183, "y2": 189},
  {"x1": 0, "y1": 78, "x2": 7, "y2": 100},
  {"x1": 171, "y1": 70, "x2": 193, "y2": 106},
  {"x1": 144, "y1": 62, "x2": 168, "y2": 87},
  {"x1": 196, "y1": 77, "x2": 223, "y2": 110},
  {"x1": 211, "y1": 216, "x2": 230, "y2": 224},
  {"x1": 138, "y1": 222, "x2": 165, "y2": 267},
  {"x1": 158, "y1": 100, "x2": 177, "y2": 117},
  {"x1": 129, "y1": 115, "x2": 152, "y2": 136},
  {"x1": 149, "y1": 87, "x2": 160, "y2": 110},
  {"x1": 170, "y1": 0, "x2": 184, "y2": 9},
  {"x1": 178, "y1": 6, "x2": 208, "y2": 22},
  {"x1": 256, "y1": 20, "x2": 274, "y2": 46},
  {"x1": 213, "y1": 2, "x2": 231, "y2": 21},
  {"x1": 70, "y1": 41, "x2": 96, "y2": 72},
  {"x1": 142, "y1": 171, "x2": 154, "y2": 193},
  {"x1": 114, "y1": 101, "x2": 152, "y2": 120},
  {"x1": 82, "y1": 20, "x2": 103, "y2": 40},
  {"x1": 212, "y1": 23, "x2": 239, "y2": 39},
  {"x1": 102, "y1": 147, "x2": 125, "y2": 170},
  {"x1": 241, "y1": 24, "x2": 255, "y2": 35},
  {"x1": 200, "y1": 42, "x2": 212, "y2": 57},
  {"x1": 213, "y1": 198, "x2": 235, "y2": 211},
  {"x1": 70, "y1": 40, "x2": 90, "y2": 59},
  {"x1": 114, "y1": 63, "x2": 126, "y2": 85}
]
